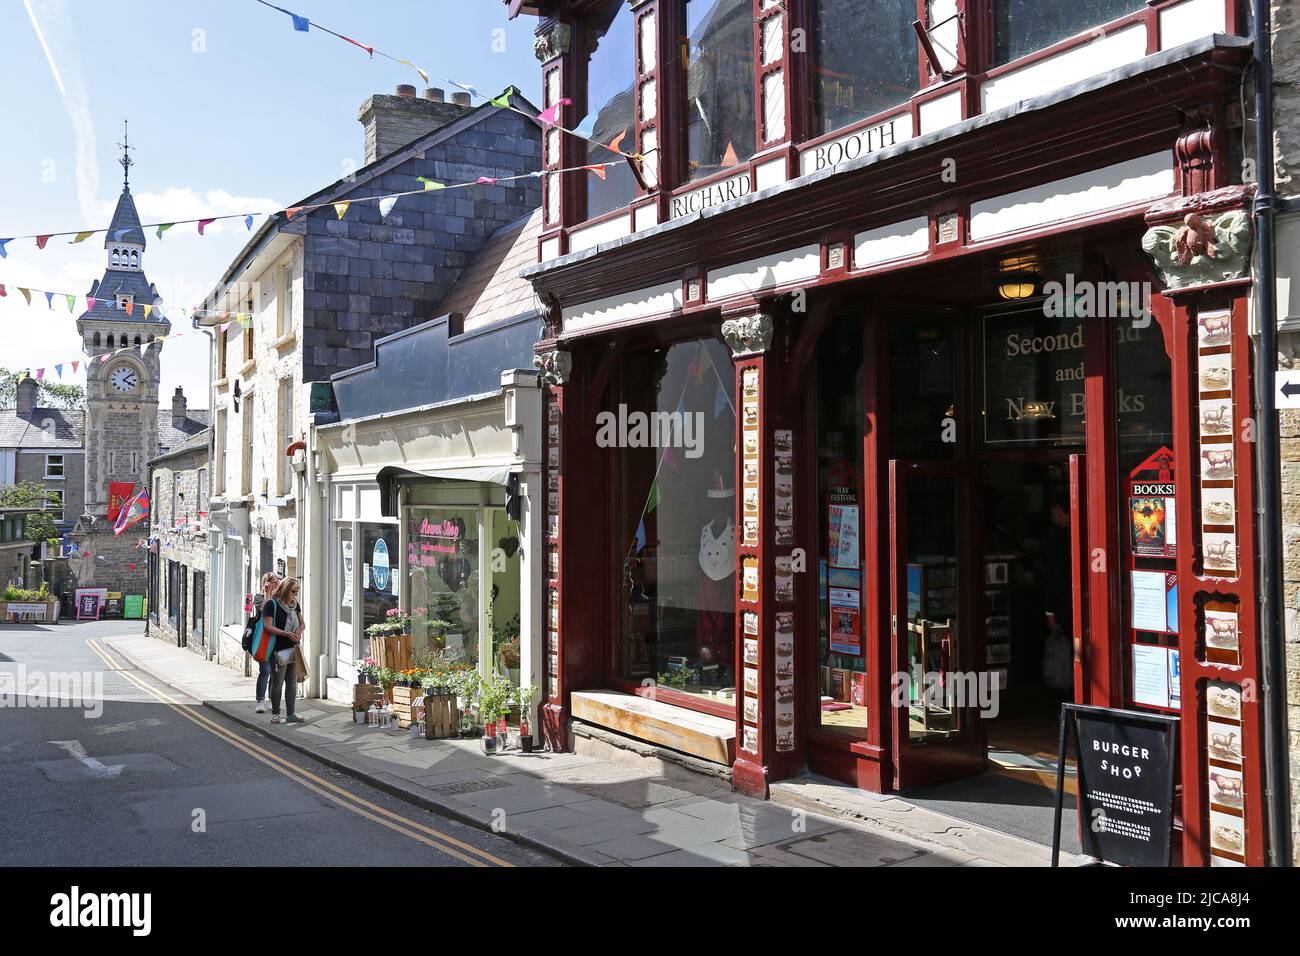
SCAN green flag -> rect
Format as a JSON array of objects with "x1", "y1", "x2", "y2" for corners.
[{"x1": 490, "y1": 86, "x2": 516, "y2": 108}]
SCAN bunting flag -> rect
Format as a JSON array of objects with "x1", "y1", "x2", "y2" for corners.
[
  {"x1": 333, "y1": 201, "x2": 351, "y2": 219},
  {"x1": 219, "y1": 321, "x2": 231, "y2": 333},
  {"x1": 35, "y1": 368, "x2": 45, "y2": 380},
  {"x1": 475, "y1": 177, "x2": 498, "y2": 185},
  {"x1": 245, "y1": 215, "x2": 255, "y2": 230},
  {"x1": 291, "y1": 13, "x2": 309, "y2": 31},
  {"x1": 112, "y1": 229, "x2": 128, "y2": 242},
  {"x1": 285, "y1": 206, "x2": 303, "y2": 219},
  {"x1": 0, "y1": 239, "x2": 10, "y2": 258},
  {"x1": 142, "y1": 303, "x2": 153, "y2": 319},
  {"x1": 634, "y1": 519, "x2": 647, "y2": 555},
  {"x1": 571, "y1": 112, "x2": 598, "y2": 140},
  {"x1": 378, "y1": 196, "x2": 397, "y2": 218},
  {"x1": 417, "y1": 177, "x2": 445, "y2": 191},
  {"x1": 86, "y1": 297, "x2": 96, "y2": 311},
  {"x1": 124, "y1": 301, "x2": 134, "y2": 316},
  {"x1": 607, "y1": 129, "x2": 628, "y2": 154},
  {"x1": 71, "y1": 361, "x2": 78, "y2": 373},
  {"x1": 156, "y1": 223, "x2": 174, "y2": 238},
  {"x1": 18, "y1": 287, "x2": 30, "y2": 305},
  {"x1": 113, "y1": 489, "x2": 150, "y2": 536},
  {"x1": 65, "y1": 294, "x2": 75, "y2": 312},
  {"x1": 536, "y1": 99, "x2": 572, "y2": 126},
  {"x1": 0, "y1": 284, "x2": 5, "y2": 296},
  {"x1": 662, "y1": 446, "x2": 679, "y2": 474},
  {"x1": 35, "y1": 235, "x2": 51, "y2": 249},
  {"x1": 584, "y1": 165, "x2": 607, "y2": 181},
  {"x1": 490, "y1": 86, "x2": 517, "y2": 108},
  {"x1": 197, "y1": 218, "x2": 216, "y2": 235},
  {"x1": 646, "y1": 478, "x2": 661, "y2": 514},
  {"x1": 54, "y1": 364, "x2": 63, "y2": 379},
  {"x1": 397, "y1": 59, "x2": 428, "y2": 84},
  {"x1": 44, "y1": 291, "x2": 54, "y2": 309},
  {"x1": 71, "y1": 231, "x2": 95, "y2": 244}
]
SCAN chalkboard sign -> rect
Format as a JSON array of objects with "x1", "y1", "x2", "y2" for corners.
[
  {"x1": 1052, "y1": 703, "x2": 1179, "y2": 867},
  {"x1": 102, "y1": 595, "x2": 124, "y2": 619},
  {"x1": 76, "y1": 594, "x2": 102, "y2": 621}
]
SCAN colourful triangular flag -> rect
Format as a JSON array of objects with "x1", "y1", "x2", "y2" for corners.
[
  {"x1": 475, "y1": 176, "x2": 499, "y2": 185},
  {"x1": 571, "y1": 112, "x2": 597, "y2": 139},
  {"x1": 334, "y1": 201, "x2": 351, "y2": 219},
  {"x1": 634, "y1": 519, "x2": 646, "y2": 554},
  {"x1": 71, "y1": 361, "x2": 79, "y2": 373},
  {"x1": 607, "y1": 129, "x2": 628, "y2": 154},
  {"x1": 44, "y1": 291, "x2": 54, "y2": 309},
  {"x1": 65, "y1": 294, "x2": 75, "y2": 312},
  {"x1": 70, "y1": 231, "x2": 95, "y2": 244},
  {"x1": 721, "y1": 141, "x2": 740, "y2": 167},
  {"x1": 0, "y1": 284, "x2": 6, "y2": 297},
  {"x1": 124, "y1": 301, "x2": 134, "y2": 316},
  {"x1": 142, "y1": 304, "x2": 153, "y2": 319},
  {"x1": 156, "y1": 223, "x2": 174, "y2": 239},
  {"x1": 584, "y1": 165, "x2": 607, "y2": 180},
  {"x1": 87, "y1": 297, "x2": 96, "y2": 312},
  {"x1": 197, "y1": 218, "x2": 216, "y2": 235},
  {"x1": 285, "y1": 207, "x2": 303, "y2": 220},
  {"x1": 245, "y1": 215, "x2": 254, "y2": 230},
  {"x1": 219, "y1": 321, "x2": 231, "y2": 333},
  {"x1": 287, "y1": 10, "x2": 309, "y2": 31},
  {"x1": 35, "y1": 368, "x2": 44, "y2": 380},
  {"x1": 54, "y1": 364, "x2": 63, "y2": 379},
  {"x1": 0, "y1": 238, "x2": 10, "y2": 258},
  {"x1": 378, "y1": 196, "x2": 398, "y2": 218},
  {"x1": 536, "y1": 98, "x2": 572, "y2": 126},
  {"x1": 417, "y1": 177, "x2": 445, "y2": 191},
  {"x1": 490, "y1": 86, "x2": 517, "y2": 108},
  {"x1": 36, "y1": 235, "x2": 51, "y2": 249},
  {"x1": 646, "y1": 478, "x2": 661, "y2": 514},
  {"x1": 397, "y1": 59, "x2": 428, "y2": 84},
  {"x1": 112, "y1": 229, "x2": 128, "y2": 242},
  {"x1": 18, "y1": 287, "x2": 31, "y2": 305}
]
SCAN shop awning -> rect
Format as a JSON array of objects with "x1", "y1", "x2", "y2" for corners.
[{"x1": 374, "y1": 464, "x2": 513, "y2": 517}]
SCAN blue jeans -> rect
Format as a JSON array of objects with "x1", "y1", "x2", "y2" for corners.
[{"x1": 256, "y1": 658, "x2": 273, "y2": 702}]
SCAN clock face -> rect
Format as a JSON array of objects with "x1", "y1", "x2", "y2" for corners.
[{"x1": 110, "y1": 366, "x2": 139, "y2": 393}]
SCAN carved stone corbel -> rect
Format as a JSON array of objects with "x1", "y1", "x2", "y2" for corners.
[
  {"x1": 534, "y1": 349, "x2": 573, "y2": 387},
  {"x1": 721, "y1": 312, "x2": 774, "y2": 358},
  {"x1": 533, "y1": 23, "x2": 571, "y2": 63},
  {"x1": 1141, "y1": 185, "x2": 1254, "y2": 291}
]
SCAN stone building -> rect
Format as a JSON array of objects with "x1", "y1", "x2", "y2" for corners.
[
  {"x1": 0, "y1": 375, "x2": 86, "y2": 552},
  {"x1": 69, "y1": 144, "x2": 207, "y2": 600},
  {"x1": 200, "y1": 84, "x2": 541, "y2": 692},
  {"x1": 146, "y1": 419, "x2": 211, "y2": 653}
]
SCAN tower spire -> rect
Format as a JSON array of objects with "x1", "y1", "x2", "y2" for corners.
[{"x1": 117, "y1": 119, "x2": 134, "y2": 190}]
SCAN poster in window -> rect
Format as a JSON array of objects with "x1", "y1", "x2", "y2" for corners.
[
  {"x1": 1129, "y1": 492, "x2": 1175, "y2": 558},
  {"x1": 341, "y1": 540, "x2": 354, "y2": 609},
  {"x1": 827, "y1": 504, "x2": 859, "y2": 569},
  {"x1": 829, "y1": 587, "x2": 862, "y2": 656},
  {"x1": 1131, "y1": 643, "x2": 1170, "y2": 709}
]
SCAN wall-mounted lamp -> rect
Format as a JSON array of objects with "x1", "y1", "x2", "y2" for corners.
[{"x1": 997, "y1": 253, "x2": 1041, "y2": 301}]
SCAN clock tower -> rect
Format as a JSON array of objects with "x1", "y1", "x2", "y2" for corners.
[{"x1": 71, "y1": 123, "x2": 170, "y2": 593}]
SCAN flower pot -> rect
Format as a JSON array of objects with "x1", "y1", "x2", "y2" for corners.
[{"x1": 520, "y1": 735, "x2": 534, "y2": 753}]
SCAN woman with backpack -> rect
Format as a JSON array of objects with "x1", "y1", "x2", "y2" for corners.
[
  {"x1": 252, "y1": 572, "x2": 279, "y2": 713},
  {"x1": 262, "y1": 577, "x2": 306, "y2": 725}
]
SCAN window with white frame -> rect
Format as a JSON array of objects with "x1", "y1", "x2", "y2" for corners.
[
  {"x1": 198, "y1": 466, "x2": 209, "y2": 513},
  {"x1": 277, "y1": 263, "x2": 294, "y2": 337},
  {"x1": 242, "y1": 393, "x2": 255, "y2": 496},
  {"x1": 45, "y1": 454, "x2": 64, "y2": 478},
  {"x1": 215, "y1": 410, "x2": 227, "y2": 494},
  {"x1": 278, "y1": 378, "x2": 294, "y2": 495}
]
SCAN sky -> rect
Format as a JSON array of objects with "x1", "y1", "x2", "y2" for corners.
[{"x1": 0, "y1": 0, "x2": 542, "y2": 409}]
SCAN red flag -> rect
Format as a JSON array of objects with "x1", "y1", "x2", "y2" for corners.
[
  {"x1": 285, "y1": 207, "x2": 303, "y2": 220},
  {"x1": 35, "y1": 235, "x2": 51, "y2": 249},
  {"x1": 125, "y1": 301, "x2": 134, "y2": 316},
  {"x1": 0, "y1": 284, "x2": 6, "y2": 297},
  {"x1": 340, "y1": 34, "x2": 374, "y2": 56},
  {"x1": 71, "y1": 361, "x2": 79, "y2": 373}
]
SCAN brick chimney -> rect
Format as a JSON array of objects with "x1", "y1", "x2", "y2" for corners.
[
  {"x1": 171, "y1": 386, "x2": 187, "y2": 428},
  {"x1": 15, "y1": 374, "x2": 38, "y2": 417},
  {"x1": 358, "y1": 85, "x2": 473, "y2": 164}
]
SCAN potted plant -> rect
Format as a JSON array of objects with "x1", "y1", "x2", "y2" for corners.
[
  {"x1": 355, "y1": 657, "x2": 378, "y2": 685},
  {"x1": 515, "y1": 684, "x2": 539, "y2": 753},
  {"x1": 449, "y1": 667, "x2": 481, "y2": 738},
  {"x1": 477, "y1": 672, "x2": 513, "y2": 755}
]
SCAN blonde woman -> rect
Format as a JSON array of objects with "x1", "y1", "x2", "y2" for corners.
[
  {"x1": 262, "y1": 578, "x2": 305, "y2": 724},
  {"x1": 253, "y1": 572, "x2": 279, "y2": 713}
]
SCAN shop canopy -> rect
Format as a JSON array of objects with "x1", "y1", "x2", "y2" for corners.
[{"x1": 375, "y1": 464, "x2": 514, "y2": 517}]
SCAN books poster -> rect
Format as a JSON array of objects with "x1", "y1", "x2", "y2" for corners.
[{"x1": 829, "y1": 587, "x2": 862, "y2": 656}]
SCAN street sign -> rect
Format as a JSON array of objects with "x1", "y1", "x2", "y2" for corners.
[{"x1": 1277, "y1": 370, "x2": 1300, "y2": 408}]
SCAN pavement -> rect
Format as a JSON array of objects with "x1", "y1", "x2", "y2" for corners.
[{"x1": 105, "y1": 628, "x2": 1085, "y2": 868}]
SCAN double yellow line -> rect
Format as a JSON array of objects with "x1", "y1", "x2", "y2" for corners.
[{"x1": 86, "y1": 639, "x2": 513, "y2": 868}]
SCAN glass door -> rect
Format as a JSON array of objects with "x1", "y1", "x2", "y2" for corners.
[{"x1": 889, "y1": 460, "x2": 987, "y2": 789}]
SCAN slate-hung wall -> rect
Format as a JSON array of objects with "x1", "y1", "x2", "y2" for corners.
[{"x1": 299, "y1": 109, "x2": 541, "y2": 382}]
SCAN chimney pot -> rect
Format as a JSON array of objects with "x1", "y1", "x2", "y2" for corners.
[
  {"x1": 424, "y1": 88, "x2": 445, "y2": 102},
  {"x1": 396, "y1": 84, "x2": 417, "y2": 97},
  {"x1": 451, "y1": 91, "x2": 472, "y2": 107},
  {"x1": 15, "y1": 375, "x2": 38, "y2": 417}
]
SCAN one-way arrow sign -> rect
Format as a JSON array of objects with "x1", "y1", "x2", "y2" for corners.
[{"x1": 1279, "y1": 371, "x2": 1300, "y2": 409}]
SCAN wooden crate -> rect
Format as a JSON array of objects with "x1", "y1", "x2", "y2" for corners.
[
  {"x1": 422, "y1": 693, "x2": 458, "y2": 740},
  {"x1": 391, "y1": 685, "x2": 424, "y2": 729},
  {"x1": 353, "y1": 683, "x2": 385, "y2": 708},
  {"x1": 372, "y1": 634, "x2": 413, "y2": 672}
]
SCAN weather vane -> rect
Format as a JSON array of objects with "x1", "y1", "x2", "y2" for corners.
[{"x1": 117, "y1": 119, "x2": 135, "y2": 189}]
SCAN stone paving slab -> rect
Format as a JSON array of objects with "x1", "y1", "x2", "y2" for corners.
[{"x1": 106, "y1": 633, "x2": 1079, "y2": 868}]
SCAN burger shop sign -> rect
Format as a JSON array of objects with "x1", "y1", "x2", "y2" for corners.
[{"x1": 1052, "y1": 704, "x2": 1179, "y2": 867}]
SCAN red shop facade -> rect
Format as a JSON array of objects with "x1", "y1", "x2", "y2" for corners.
[{"x1": 513, "y1": 0, "x2": 1267, "y2": 866}]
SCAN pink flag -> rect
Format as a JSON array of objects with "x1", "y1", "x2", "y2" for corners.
[
  {"x1": 87, "y1": 297, "x2": 97, "y2": 312},
  {"x1": 197, "y1": 218, "x2": 216, "y2": 235},
  {"x1": 476, "y1": 177, "x2": 499, "y2": 185},
  {"x1": 536, "y1": 98, "x2": 572, "y2": 126},
  {"x1": 35, "y1": 368, "x2": 45, "y2": 380},
  {"x1": 71, "y1": 361, "x2": 79, "y2": 373},
  {"x1": 35, "y1": 235, "x2": 51, "y2": 249}
]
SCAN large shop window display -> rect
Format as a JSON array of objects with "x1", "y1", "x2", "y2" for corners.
[
  {"x1": 407, "y1": 507, "x2": 481, "y2": 669},
  {"x1": 616, "y1": 337, "x2": 737, "y2": 706}
]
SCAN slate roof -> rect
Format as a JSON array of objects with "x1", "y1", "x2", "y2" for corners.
[
  {"x1": 151, "y1": 425, "x2": 210, "y2": 465},
  {"x1": 435, "y1": 209, "x2": 542, "y2": 331},
  {"x1": 0, "y1": 408, "x2": 86, "y2": 449},
  {"x1": 156, "y1": 411, "x2": 210, "y2": 457},
  {"x1": 105, "y1": 188, "x2": 147, "y2": 248}
]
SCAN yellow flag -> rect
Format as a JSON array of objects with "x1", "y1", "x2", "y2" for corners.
[
  {"x1": 334, "y1": 201, "x2": 351, "y2": 220},
  {"x1": 142, "y1": 303, "x2": 153, "y2": 319},
  {"x1": 71, "y1": 231, "x2": 96, "y2": 244},
  {"x1": 398, "y1": 59, "x2": 429, "y2": 85}
]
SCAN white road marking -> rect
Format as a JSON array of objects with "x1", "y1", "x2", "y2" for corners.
[{"x1": 48, "y1": 739, "x2": 125, "y2": 778}]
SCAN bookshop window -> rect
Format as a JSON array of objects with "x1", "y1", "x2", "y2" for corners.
[
  {"x1": 684, "y1": 0, "x2": 755, "y2": 182},
  {"x1": 816, "y1": 318, "x2": 867, "y2": 738},
  {"x1": 585, "y1": 0, "x2": 639, "y2": 219},
  {"x1": 407, "y1": 507, "x2": 480, "y2": 669},
  {"x1": 993, "y1": 0, "x2": 1146, "y2": 66},
  {"x1": 812, "y1": 0, "x2": 920, "y2": 136},
  {"x1": 617, "y1": 337, "x2": 737, "y2": 707},
  {"x1": 360, "y1": 523, "x2": 400, "y2": 644}
]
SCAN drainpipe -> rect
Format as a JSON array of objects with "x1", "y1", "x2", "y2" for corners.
[
  {"x1": 193, "y1": 314, "x2": 217, "y2": 662},
  {"x1": 1251, "y1": 0, "x2": 1292, "y2": 868}
]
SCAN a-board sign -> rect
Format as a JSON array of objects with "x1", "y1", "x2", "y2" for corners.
[{"x1": 1052, "y1": 703, "x2": 1179, "y2": 867}]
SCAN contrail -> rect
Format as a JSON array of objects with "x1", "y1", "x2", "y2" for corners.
[
  {"x1": 23, "y1": 0, "x2": 66, "y2": 96},
  {"x1": 22, "y1": 0, "x2": 100, "y2": 221}
]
